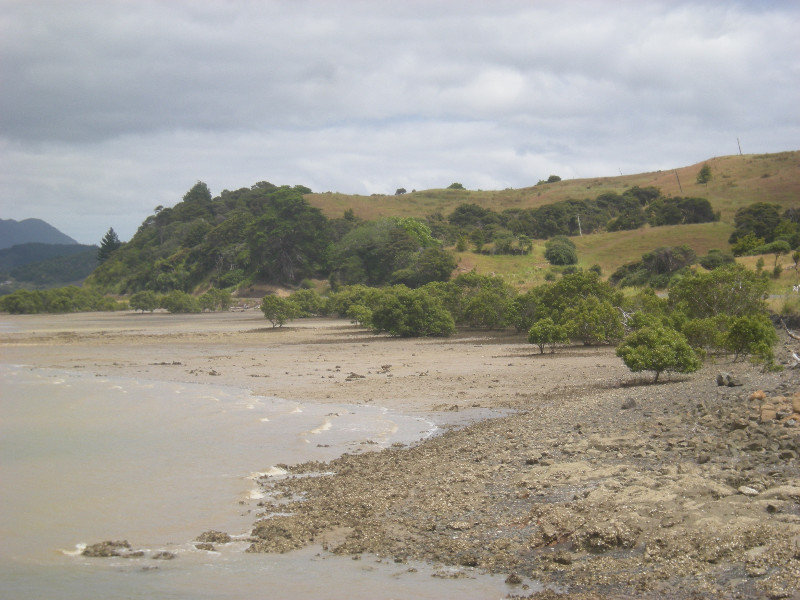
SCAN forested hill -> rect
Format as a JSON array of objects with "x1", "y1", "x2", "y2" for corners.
[
  {"x1": 0, "y1": 218, "x2": 78, "y2": 249},
  {"x1": 84, "y1": 151, "x2": 799, "y2": 295}
]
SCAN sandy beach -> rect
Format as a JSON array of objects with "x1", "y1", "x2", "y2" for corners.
[{"x1": 2, "y1": 310, "x2": 800, "y2": 598}]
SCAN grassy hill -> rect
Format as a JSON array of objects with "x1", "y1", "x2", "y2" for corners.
[
  {"x1": 306, "y1": 151, "x2": 799, "y2": 222},
  {"x1": 306, "y1": 151, "x2": 799, "y2": 284}
]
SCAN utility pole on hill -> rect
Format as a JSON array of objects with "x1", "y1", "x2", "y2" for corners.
[
  {"x1": 737, "y1": 138, "x2": 743, "y2": 155},
  {"x1": 674, "y1": 170, "x2": 683, "y2": 194}
]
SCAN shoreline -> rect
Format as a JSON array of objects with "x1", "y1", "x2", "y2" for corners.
[{"x1": 3, "y1": 312, "x2": 800, "y2": 598}]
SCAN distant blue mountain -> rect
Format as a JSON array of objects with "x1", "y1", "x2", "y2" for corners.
[{"x1": 0, "y1": 218, "x2": 78, "y2": 249}]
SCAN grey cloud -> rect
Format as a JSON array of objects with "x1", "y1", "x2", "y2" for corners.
[{"x1": 1, "y1": 0, "x2": 798, "y2": 242}]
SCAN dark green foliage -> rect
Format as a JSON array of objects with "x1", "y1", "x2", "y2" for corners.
[
  {"x1": 610, "y1": 245, "x2": 696, "y2": 288},
  {"x1": 395, "y1": 188, "x2": 407, "y2": 195},
  {"x1": 669, "y1": 264, "x2": 768, "y2": 320},
  {"x1": 563, "y1": 297, "x2": 624, "y2": 345},
  {"x1": 729, "y1": 203, "x2": 782, "y2": 244},
  {"x1": 86, "y1": 182, "x2": 331, "y2": 294},
  {"x1": 751, "y1": 240, "x2": 791, "y2": 263},
  {"x1": 724, "y1": 314, "x2": 778, "y2": 363},
  {"x1": 537, "y1": 175, "x2": 561, "y2": 185},
  {"x1": 332, "y1": 218, "x2": 452, "y2": 287},
  {"x1": 698, "y1": 249, "x2": 735, "y2": 270},
  {"x1": 544, "y1": 236, "x2": 578, "y2": 266},
  {"x1": 129, "y1": 290, "x2": 159, "y2": 312},
  {"x1": 623, "y1": 186, "x2": 661, "y2": 206},
  {"x1": 731, "y1": 233, "x2": 766, "y2": 257},
  {"x1": 647, "y1": 197, "x2": 717, "y2": 226},
  {"x1": 160, "y1": 290, "x2": 200, "y2": 313},
  {"x1": 199, "y1": 288, "x2": 232, "y2": 311},
  {"x1": 0, "y1": 245, "x2": 98, "y2": 291},
  {"x1": 696, "y1": 163, "x2": 712, "y2": 184},
  {"x1": 447, "y1": 183, "x2": 465, "y2": 190},
  {"x1": 324, "y1": 285, "x2": 386, "y2": 318},
  {"x1": 260, "y1": 295, "x2": 299, "y2": 327},
  {"x1": 97, "y1": 228, "x2": 122, "y2": 263},
  {"x1": 616, "y1": 325, "x2": 701, "y2": 383},
  {"x1": 681, "y1": 315, "x2": 731, "y2": 354},
  {"x1": 369, "y1": 287, "x2": 455, "y2": 337},
  {"x1": 528, "y1": 317, "x2": 568, "y2": 353},
  {"x1": 288, "y1": 289, "x2": 324, "y2": 316},
  {"x1": 0, "y1": 286, "x2": 125, "y2": 314}
]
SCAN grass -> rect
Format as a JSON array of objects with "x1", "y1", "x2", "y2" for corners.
[
  {"x1": 304, "y1": 150, "x2": 799, "y2": 290},
  {"x1": 307, "y1": 151, "x2": 800, "y2": 224}
]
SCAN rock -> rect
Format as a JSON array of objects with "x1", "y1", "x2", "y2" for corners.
[
  {"x1": 717, "y1": 373, "x2": 743, "y2": 387},
  {"x1": 447, "y1": 521, "x2": 473, "y2": 531},
  {"x1": 196, "y1": 530, "x2": 232, "y2": 544},
  {"x1": 793, "y1": 393, "x2": 800, "y2": 414},
  {"x1": 761, "y1": 403, "x2": 778, "y2": 422},
  {"x1": 761, "y1": 486, "x2": 800, "y2": 501},
  {"x1": 738, "y1": 486, "x2": 760, "y2": 497},
  {"x1": 82, "y1": 540, "x2": 132, "y2": 558},
  {"x1": 553, "y1": 550, "x2": 573, "y2": 565},
  {"x1": 750, "y1": 390, "x2": 767, "y2": 402},
  {"x1": 195, "y1": 543, "x2": 215, "y2": 551},
  {"x1": 580, "y1": 521, "x2": 638, "y2": 553},
  {"x1": 505, "y1": 572, "x2": 522, "y2": 585},
  {"x1": 151, "y1": 551, "x2": 176, "y2": 560},
  {"x1": 621, "y1": 398, "x2": 636, "y2": 410}
]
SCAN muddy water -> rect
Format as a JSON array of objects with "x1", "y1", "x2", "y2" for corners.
[{"x1": 0, "y1": 364, "x2": 520, "y2": 599}]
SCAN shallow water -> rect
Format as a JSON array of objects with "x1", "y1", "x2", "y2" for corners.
[{"x1": 0, "y1": 364, "x2": 524, "y2": 599}]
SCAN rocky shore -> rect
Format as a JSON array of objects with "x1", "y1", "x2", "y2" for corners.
[
  {"x1": 248, "y1": 361, "x2": 800, "y2": 599},
  {"x1": 3, "y1": 312, "x2": 799, "y2": 598}
]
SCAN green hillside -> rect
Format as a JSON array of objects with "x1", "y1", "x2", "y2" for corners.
[
  {"x1": 0, "y1": 244, "x2": 99, "y2": 295},
  {"x1": 84, "y1": 151, "x2": 798, "y2": 295},
  {"x1": 306, "y1": 151, "x2": 800, "y2": 223}
]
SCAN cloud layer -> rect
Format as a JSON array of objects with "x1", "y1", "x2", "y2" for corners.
[{"x1": 2, "y1": 1, "x2": 798, "y2": 242}]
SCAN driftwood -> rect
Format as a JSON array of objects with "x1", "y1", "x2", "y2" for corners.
[{"x1": 781, "y1": 318, "x2": 800, "y2": 341}]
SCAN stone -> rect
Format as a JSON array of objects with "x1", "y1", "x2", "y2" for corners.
[
  {"x1": 750, "y1": 390, "x2": 767, "y2": 402},
  {"x1": 793, "y1": 393, "x2": 800, "y2": 414},
  {"x1": 761, "y1": 403, "x2": 778, "y2": 422},
  {"x1": 621, "y1": 398, "x2": 636, "y2": 410},
  {"x1": 196, "y1": 530, "x2": 232, "y2": 544},
  {"x1": 717, "y1": 372, "x2": 743, "y2": 387},
  {"x1": 738, "y1": 486, "x2": 759, "y2": 497},
  {"x1": 505, "y1": 572, "x2": 522, "y2": 585},
  {"x1": 151, "y1": 551, "x2": 176, "y2": 560},
  {"x1": 195, "y1": 543, "x2": 215, "y2": 551},
  {"x1": 82, "y1": 540, "x2": 132, "y2": 558}
]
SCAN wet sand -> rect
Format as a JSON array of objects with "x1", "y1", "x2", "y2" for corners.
[{"x1": 3, "y1": 310, "x2": 800, "y2": 598}]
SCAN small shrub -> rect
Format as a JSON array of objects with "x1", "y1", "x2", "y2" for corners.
[
  {"x1": 260, "y1": 295, "x2": 299, "y2": 327},
  {"x1": 528, "y1": 317, "x2": 569, "y2": 354},
  {"x1": 616, "y1": 325, "x2": 701, "y2": 383}
]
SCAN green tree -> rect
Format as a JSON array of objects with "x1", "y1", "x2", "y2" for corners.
[
  {"x1": 129, "y1": 290, "x2": 159, "y2": 312},
  {"x1": 160, "y1": 290, "x2": 200, "y2": 313},
  {"x1": 97, "y1": 228, "x2": 122, "y2": 263},
  {"x1": 288, "y1": 289, "x2": 324, "y2": 316},
  {"x1": 199, "y1": 288, "x2": 232, "y2": 311},
  {"x1": 668, "y1": 264, "x2": 768, "y2": 319},
  {"x1": 447, "y1": 182, "x2": 465, "y2": 190},
  {"x1": 724, "y1": 314, "x2": 778, "y2": 362},
  {"x1": 616, "y1": 325, "x2": 701, "y2": 383},
  {"x1": 696, "y1": 163, "x2": 712, "y2": 184},
  {"x1": 563, "y1": 297, "x2": 623, "y2": 345},
  {"x1": 528, "y1": 317, "x2": 569, "y2": 353},
  {"x1": 260, "y1": 295, "x2": 299, "y2": 327},
  {"x1": 729, "y1": 203, "x2": 781, "y2": 244},
  {"x1": 370, "y1": 287, "x2": 455, "y2": 337},
  {"x1": 544, "y1": 236, "x2": 578, "y2": 266}
]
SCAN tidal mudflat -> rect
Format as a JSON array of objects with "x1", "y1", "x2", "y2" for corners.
[{"x1": 2, "y1": 310, "x2": 799, "y2": 598}]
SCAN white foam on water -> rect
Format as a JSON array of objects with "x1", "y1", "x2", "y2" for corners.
[
  {"x1": 59, "y1": 543, "x2": 86, "y2": 557},
  {"x1": 259, "y1": 417, "x2": 270, "y2": 422},
  {"x1": 291, "y1": 406, "x2": 303, "y2": 413},
  {"x1": 308, "y1": 419, "x2": 332, "y2": 435}
]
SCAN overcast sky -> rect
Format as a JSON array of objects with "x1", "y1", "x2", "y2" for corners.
[{"x1": 1, "y1": 1, "x2": 798, "y2": 244}]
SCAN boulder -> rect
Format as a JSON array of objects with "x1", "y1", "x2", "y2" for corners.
[
  {"x1": 196, "y1": 530, "x2": 232, "y2": 544},
  {"x1": 717, "y1": 373, "x2": 743, "y2": 387},
  {"x1": 82, "y1": 540, "x2": 131, "y2": 558}
]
